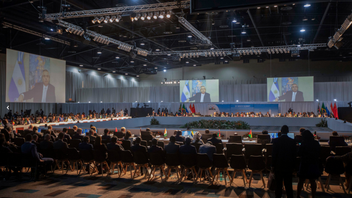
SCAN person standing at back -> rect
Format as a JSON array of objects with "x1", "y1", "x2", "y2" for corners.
[{"x1": 272, "y1": 125, "x2": 297, "y2": 198}]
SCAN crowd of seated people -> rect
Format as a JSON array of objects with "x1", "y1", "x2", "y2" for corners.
[
  {"x1": 0, "y1": 124, "x2": 351, "y2": 195},
  {"x1": 0, "y1": 108, "x2": 130, "y2": 126}
]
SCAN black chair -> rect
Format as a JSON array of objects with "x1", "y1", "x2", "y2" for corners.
[
  {"x1": 79, "y1": 149, "x2": 95, "y2": 175},
  {"x1": 140, "y1": 140, "x2": 147, "y2": 147},
  {"x1": 229, "y1": 154, "x2": 247, "y2": 187},
  {"x1": 122, "y1": 140, "x2": 131, "y2": 150},
  {"x1": 13, "y1": 137, "x2": 25, "y2": 147},
  {"x1": 69, "y1": 139, "x2": 81, "y2": 149},
  {"x1": 108, "y1": 150, "x2": 123, "y2": 176},
  {"x1": 149, "y1": 152, "x2": 166, "y2": 182},
  {"x1": 320, "y1": 146, "x2": 332, "y2": 168},
  {"x1": 201, "y1": 134, "x2": 212, "y2": 143},
  {"x1": 196, "y1": 153, "x2": 213, "y2": 184},
  {"x1": 229, "y1": 135, "x2": 242, "y2": 143},
  {"x1": 141, "y1": 132, "x2": 153, "y2": 146},
  {"x1": 17, "y1": 130, "x2": 24, "y2": 136},
  {"x1": 133, "y1": 151, "x2": 149, "y2": 179},
  {"x1": 329, "y1": 136, "x2": 347, "y2": 151},
  {"x1": 179, "y1": 153, "x2": 198, "y2": 182},
  {"x1": 191, "y1": 143, "x2": 202, "y2": 152},
  {"x1": 248, "y1": 155, "x2": 266, "y2": 188},
  {"x1": 335, "y1": 146, "x2": 351, "y2": 156},
  {"x1": 325, "y1": 156, "x2": 346, "y2": 193},
  {"x1": 93, "y1": 149, "x2": 109, "y2": 176},
  {"x1": 120, "y1": 150, "x2": 136, "y2": 178},
  {"x1": 67, "y1": 148, "x2": 81, "y2": 174},
  {"x1": 157, "y1": 141, "x2": 165, "y2": 148},
  {"x1": 226, "y1": 143, "x2": 243, "y2": 160},
  {"x1": 53, "y1": 149, "x2": 71, "y2": 174},
  {"x1": 21, "y1": 153, "x2": 40, "y2": 180},
  {"x1": 68, "y1": 129, "x2": 74, "y2": 137},
  {"x1": 213, "y1": 154, "x2": 230, "y2": 185},
  {"x1": 215, "y1": 143, "x2": 224, "y2": 154},
  {"x1": 265, "y1": 143, "x2": 273, "y2": 156},
  {"x1": 244, "y1": 144, "x2": 263, "y2": 161},
  {"x1": 114, "y1": 131, "x2": 125, "y2": 139},
  {"x1": 165, "y1": 153, "x2": 181, "y2": 181},
  {"x1": 257, "y1": 134, "x2": 271, "y2": 144}
]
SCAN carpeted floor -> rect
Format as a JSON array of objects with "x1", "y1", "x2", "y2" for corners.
[{"x1": 0, "y1": 167, "x2": 349, "y2": 198}]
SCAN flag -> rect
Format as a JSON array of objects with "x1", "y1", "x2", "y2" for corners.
[
  {"x1": 115, "y1": 127, "x2": 118, "y2": 132},
  {"x1": 164, "y1": 128, "x2": 167, "y2": 138},
  {"x1": 178, "y1": 104, "x2": 182, "y2": 113},
  {"x1": 25, "y1": 119, "x2": 27, "y2": 124},
  {"x1": 192, "y1": 104, "x2": 196, "y2": 113},
  {"x1": 191, "y1": 130, "x2": 194, "y2": 136},
  {"x1": 330, "y1": 103, "x2": 335, "y2": 117},
  {"x1": 218, "y1": 129, "x2": 221, "y2": 137},
  {"x1": 321, "y1": 103, "x2": 326, "y2": 114},
  {"x1": 318, "y1": 103, "x2": 320, "y2": 114},
  {"x1": 249, "y1": 129, "x2": 252, "y2": 138},
  {"x1": 269, "y1": 78, "x2": 280, "y2": 102},
  {"x1": 69, "y1": 127, "x2": 70, "y2": 129},
  {"x1": 8, "y1": 51, "x2": 26, "y2": 102},
  {"x1": 334, "y1": 103, "x2": 339, "y2": 119},
  {"x1": 182, "y1": 104, "x2": 188, "y2": 113},
  {"x1": 181, "y1": 81, "x2": 191, "y2": 102},
  {"x1": 189, "y1": 104, "x2": 192, "y2": 113}
]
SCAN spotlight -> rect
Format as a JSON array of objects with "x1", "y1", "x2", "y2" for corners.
[
  {"x1": 193, "y1": 64, "x2": 196, "y2": 66},
  {"x1": 188, "y1": 35, "x2": 192, "y2": 38},
  {"x1": 97, "y1": 68, "x2": 101, "y2": 70},
  {"x1": 300, "y1": 28, "x2": 306, "y2": 32},
  {"x1": 116, "y1": 56, "x2": 119, "y2": 59},
  {"x1": 79, "y1": 64, "x2": 83, "y2": 67},
  {"x1": 166, "y1": 11, "x2": 171, "y2": 18},
  {"x1": 98, "y1": 17, "x2": 104, "y2": 23},
  {"x1": 241, "y1": 30, "x2": 246, "y2": 34},
  {"x1": 115, "y1": 15, "x2": 121, "y2": 22},
  {"x1": 140, "y1": 43, "x2": 145, "y2": 46},
  {"x1": 153, "y1": 12, "x2": 158, "y2": 19},
  {"x1": 143, "y1": 64, "x2": 147, "y2": 66},
  {"x1": 104, "y1": 16, "x2": 110, "y2": 23},
  {"x1": 92, "y1": 17, "x2": 98, "y2": 24},
  {"x1": 304, "y1": 4, "x2": 311, "y2": 8},
  {"x1": 232, "y1": 19, "x2": 237, "y2": 23},
  {"x1": 147, "y1": 12, "x2": 152, "y2": 20},
  {"x1": 334, "y1": 99, "x2": 337, "y2": 101},
  {"x1": 110, "y1": 16, "x2": 116, "y2": 22},
  {"x1": 140, "y1": 13, "x2": 146, "y2": 20},
  {"x1": 316, "y1": 99, "x2": 319, "y2": 102},
  {"x1": 97, "y1": 51, "x2": 102, "y2": 54},
  {"x1": 159, "y1": 11, "x2": 165, "y2": 19},
  {"x1": 44, "y1": 37, "x2": 50, "y2": 40}
]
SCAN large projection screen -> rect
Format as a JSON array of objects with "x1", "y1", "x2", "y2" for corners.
[
  {"x1": 267, "y1": 76, "x2": 314, "y2": 102},
  {"x1": 6, "y1": 49, "x2": 66, "y2": 103},
  {"x1": 180, "y1": 79, "x2": 219, "y2": 102}
]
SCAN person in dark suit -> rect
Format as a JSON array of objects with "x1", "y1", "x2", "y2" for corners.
[
  {"x1": 186, "y1": 86, "x2": 211, "y2": 102},
  {"x1": 62, "y1": 128, "x2": 71, "y2": 142},
  {"x1": 53, "y1": 132, "x2": 69, "y2": 150},
  {"x1": 272, "y1": 125, "x2": 297, "y2": 198},
  {"x1": 79, "y1": 136, "x2": 93, "y2": 151},
  {"x1": 87, "y1": 129, "x2": 96, "y2": 144},
  {"x1": 207, "y1": 133, "x2": 222, "y2": 145},
  {"x1": 21, "y1": 134, "x2": 53, "y2": 166},
  {"x1": 329, "y1": 131, "x2": 347, "y2": 151},
  {"x1": 199, "y1": 141, "x2": 216, "y2": 161},
  {"x1": 107, "y1": 136, "x2": 124, "y2": 152},
  {"x1": 179, "y1": 138, "x2": 197, "y2": 155},
  {"x1": 148, "y1": 139, "x2": 164, "y2": 154},
  {"x1": 131, "y1": 137, "x2": 148, "y2": 153},
  {"x1": 297, "y1": 130, "x2": 321, "y2": 198},
  {"x1": 17, "y1": 70, "x2": 56, "y2": 103},
  {"x1": 275, "y1": 83, "x2": 304, "y2": 102},
  {"x1": 175, "y1": 130, "x2": 185, "y2": 142},
  {"x1": 40, "y1": 134, "x2": 54, "y2": 150},
  {"x1": 72, "y1": 128, "x2": 84, "y2": 140},
  {"x1": 164, "y1": 136, "x2": 180, "y2": 154},
  {"x1": 201, "y1": 129, "x2": 213, "y2": 143}
]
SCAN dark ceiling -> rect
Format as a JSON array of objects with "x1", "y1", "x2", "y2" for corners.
[{"x1": 0, "y1": 0, "x2": 352, "y2": 76}]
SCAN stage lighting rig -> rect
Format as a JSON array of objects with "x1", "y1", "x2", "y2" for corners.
[{"x1": 328, "y1": 13, "x2": 352, "y2": 49}]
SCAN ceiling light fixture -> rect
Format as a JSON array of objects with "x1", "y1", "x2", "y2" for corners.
[{"x1": 304, "y1": 4, "x2": 311, "y2": 8}]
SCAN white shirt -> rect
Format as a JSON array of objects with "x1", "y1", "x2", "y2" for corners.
[
  {"x1": 291, "y1": 92, "x2": 297, "y2": 102},
  {"x1": 200, "y1": 93, "x2": 205, "y2": 102},
  {"x1": 42, "y1": 85, "x2": 48, "y2": 102}
]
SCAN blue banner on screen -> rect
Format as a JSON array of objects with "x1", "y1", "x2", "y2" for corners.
[
  {"x1": 267, "y1": 76, "x2": 314, "y2": 102},
  {"x1": 213, "y1": 104, "x2": 279, "y2": 114},
  {"x1": 180, "y1": 80, "x2": 219, "y2": 102}
]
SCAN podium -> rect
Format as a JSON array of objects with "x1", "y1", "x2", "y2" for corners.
[
  {"x1": 338, "y1": 107, "x2": 352, "y2": 122},
  {"x1": 130, "y1": 108, "x2": 152, "y2": 118}
]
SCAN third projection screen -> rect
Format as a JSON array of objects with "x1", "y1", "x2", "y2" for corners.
[
  {"x1": 267, "y1": 76, "x2": 314, "y2": 102},
  {"x1": 180, "y1": 79, "x2": 219, "y2": 102}
]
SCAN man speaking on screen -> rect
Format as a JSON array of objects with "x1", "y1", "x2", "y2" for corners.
[
  {"x1": 186, "y1": 86, "x2": 211, "y2": 102},
  {"x1": 17, "y1": 69, "x2": 56, "y2": 103},
  {"x1": 275, "y1": 84, "x2": 304, "y2": 102}
]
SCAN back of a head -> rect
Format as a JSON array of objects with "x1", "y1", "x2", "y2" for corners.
[
  {"x1": 33, "y1": 134, "x2": 38, "y2": 141},
  {"x1": 58, "y1": 132, "x2": 64, "y2": 139},
  {"x1": 83, "y1": 136, "x2": 89, "y2": 143},
  {"x1": 73, "y1": 125, "x2": 77, "y2": 130},
  {"x1": 302, "y1": 130, "x2": 314, "y2": 142},
  {"x1": 212, "y1": 133, "x2": 217, "y2": 138},
  {"x1": 91, "y1": 126, "x2": 96, "y2": 132},
  {"x1": 135, "y1": 137, "x2": 141, "y2": 144},
  {"x1": 48, "y1": 125, "x2": 52, "y2": 130},
  {"x1": 152, "y1": 138, "x2": 158, "y2": 146},
  {"x1": 63, "y1": 128, "x2": 68, "y2": 133},
  {"x1": 125, "y1": 131, "x2": 132, "y2": 138},
  {"x1": 104, "y1": 128, "x2": 109, "y2": 135},
  {"x1": 146, "y1": 128, "x2": 151, "y2": 132},
  {"x1": 185, "y1": 137, "x2": 191, "y2": 145},
  {"x1": 262, "y1": 130, "x2": 268, "y2": 135},
  {"x1": 95, "y1": 136, "x2": 102, "y2": 146},
  {"x1": 332, "y1": 131, "x2": 338, "y2": 136},
  {"x1": 77, "y1": 128, "x2": 82, "y2": 134},
  {"x1": 205, "y1": 129, "x2": 210, "y2": 134},
  {"x1": 28, "y1": 124, "x2": 33, "y2": 129},
  {"x1": 281, "y1": 125, "x2": 289, "y2": 134},
  {"x1": 89, "y1": 129, "x2": 94, "y2": 135},
  {"x1": 176, "y1": 130, "x2": 182, "y2": 136},
  {"x1": 33, "y1": 126, "x2": 38, "y2": 133},
  {"x1": 299, "y1": 127, "x2": 305, "y2": 134},
  {"x1": 121, "y1": 127, "x2": 126, "y2": 132},
  {"x1": 25, "y1": 134, "x2": 32, "y2": 142},
  {"x1": 44, "y1": 134, "x2": 51, "y2": 141},
  {"x1": 170, "y1": 136, "x2": 176, "y2": 143},
  {"x1": 111, "y1": 136, "x2": 117, "y2": 143}
]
